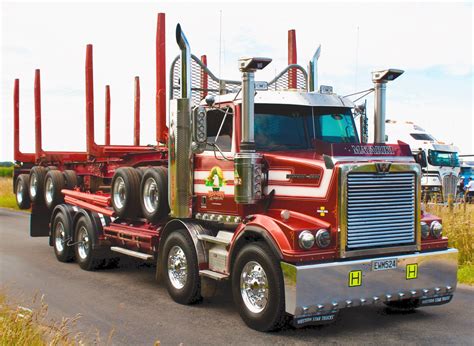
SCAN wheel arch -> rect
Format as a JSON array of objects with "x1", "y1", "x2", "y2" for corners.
[
  {"x1": 156, "y1": 219, "x2": 212, "y2": 282},
  {"x1": 228, "y1": 225, "x2": 284, "y2": 274}
]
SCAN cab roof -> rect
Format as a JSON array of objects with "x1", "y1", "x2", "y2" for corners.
[{"x1": 203, "y1": 90, "x2": 355, "y2": 108}]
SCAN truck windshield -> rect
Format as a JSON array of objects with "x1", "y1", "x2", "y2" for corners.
[
  {"x1": 254, "y1": 104, "x2": 358, "y2": 151},
  {"x1": 428, "y1": 150, "x2": 460, "y2": 167}
]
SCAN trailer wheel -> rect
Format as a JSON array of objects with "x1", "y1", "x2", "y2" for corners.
[
  {"x1": 29, "y1": 166, "x2": 47, "y2": 204},
  {"x1": 44, "y1": 170, "x2": 65, "y2": 209},
  {"x1": 74, "y1": 215, "x2": 103, "y2": 271},
  {"x1": 140, "y1": 167, "x2": 169, "y2": 223},
  {"x1": 52, "y1": 209, "x2": 75, "y2": 262},
  {"x1": 63, "y1": 170, "x2": 79, "y2": 189},
  {"x1": 111, "y1": 167, "x2": 141, "y2": 218},
  {"x1": 232, "y1": 242, "x2": 287, "y2": 331},
  {"x1": 162, "y1": 229, "x2": 201, "y2": 304},
  {"x1": 15, "y1": 174, "x2": 31, "y2": 209}
]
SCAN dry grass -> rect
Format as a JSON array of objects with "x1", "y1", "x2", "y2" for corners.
[
  {"x1": 424, "y1": 203, "x2": 473, "y2": 265},
  {"x1": 0, "y1": 291, "x2": 114, "y2": 345},
  {"x1": 0, "y1": 177, "x2": 18, "y2": 210},
  {"x1": 0, "y1": 292, "x2": 80, "y2": 345}
]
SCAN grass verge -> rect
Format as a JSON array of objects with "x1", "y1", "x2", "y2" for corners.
[
  {"x1": 0, "y1": 177, "x2": 19, "y2": 210},
  {"x1": 0, "y1": 292, "x2": 80, "y2": 345}
]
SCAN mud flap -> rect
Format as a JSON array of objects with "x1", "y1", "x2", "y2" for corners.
[{"x1": 30, "y1": 204, "x2": 51, "y2": 237}]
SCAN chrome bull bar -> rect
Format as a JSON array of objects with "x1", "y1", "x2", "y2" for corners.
[{"x1": 281, "y1": 248, "x2": 458, "y2": 324}]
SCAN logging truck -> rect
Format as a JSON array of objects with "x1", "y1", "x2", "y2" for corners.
[{"x1": 12, "y1": 13, "x2": 458, "y2": 331}]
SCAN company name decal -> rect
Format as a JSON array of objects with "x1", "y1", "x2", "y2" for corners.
[{"x1": 350, "y1": 145, "x2": 395, "y2": 155}]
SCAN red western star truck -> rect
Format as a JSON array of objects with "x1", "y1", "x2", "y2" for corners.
[{"x1": 12, "y1": 13, "x2": 457, "y2": 331}]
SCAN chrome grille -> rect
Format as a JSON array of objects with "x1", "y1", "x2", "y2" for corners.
[
  {"x1": 347, "y1": 172, "x2": 415, "y2": 249},
  {"x1": 442, "y1": 174, "x2": 458, "y2": 201}
]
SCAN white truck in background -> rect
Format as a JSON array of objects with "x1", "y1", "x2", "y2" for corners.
[{"x1": 385, "y1": 120, "x2": 460, "y2": 202}]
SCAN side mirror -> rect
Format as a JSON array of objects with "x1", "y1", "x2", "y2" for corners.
[
  {"x1": 414, "y1": 150, "x2": 427, "y2": 168},
  {"x1": 192, "y1": 107, "x2": 207, "y2": 153}
]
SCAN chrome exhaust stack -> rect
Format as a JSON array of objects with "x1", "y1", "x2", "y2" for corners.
[
  {"x1": 169, "y1": 24, "x2": 193, "y2": 218},
  {"x1": 308, "y1": 45, "x2": 321, "y2": 92},
  {"x1": 234, "y1": 57, "x2": 271, "y2": 204},
  {"x1": 371, "y1": 69, "x2": 404, "y2": 143}
]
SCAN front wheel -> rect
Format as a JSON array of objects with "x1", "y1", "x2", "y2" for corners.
[
  {"x1": 232, "y1": 242, "x2": 287, "y2": 332},
  {"x1": 161, "y1": 230, "x2": 201, "y2": 304}
]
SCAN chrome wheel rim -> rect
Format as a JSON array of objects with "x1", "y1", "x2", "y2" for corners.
[
  {"x1": 167, "y1": 245, "x2": 188, "y2": 289},
  {"x1": 240, "y1": 261, "x2": 269, "y2": 313},
  {"x1": 55, "y1": 221, "x2": 66, "y2": 253},
  {"x1": 143, "y1": 177, "x2": 159, "y2": 213},
  {"x1": 113, "y1": 177, "x2": 126, "y2": 209},
  {"x1": 45, "y1": 177, "x2": 54, "y2": 204},
  {"x1": 16, "y1": 180, "x2": 23, "y2": 204},
  {"x1": 29, "y1": 174, "x2": 37, "y2": 198},
  {"x1": 77, "y1": 226, "x2": 90, "y2": 260}
]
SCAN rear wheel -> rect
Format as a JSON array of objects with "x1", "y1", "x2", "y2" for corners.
[
  {"x1": 63, "y1": 170, "x2": 79, "y2": 189},
  {"x1": 15, "y1": 174, "x2": 31, "y2": 209},
  {"x1": 29, "y1": 166, "x2": 47, "y2": 204},
  {"x1": 74, "y1": 215, "x2": 104, "y2": 270},
  {"x1": 232, "y1": 242, "x2": 286, "y2": 331},
  {"x1": 52, "y1": 210, "x2": 75, "y2": 262},
  {"x1": 140, "y1": 167, "x2": 169, "y2": 223},
  {"x1": 162, "y1": 230, "x2": 201, "y2": 304},
  {"x1": 44, "y1": 170, "x2": 65, "y2": 209},
  {"x1": 111, "y1": 167, "x2": 141, "y2": 218}
]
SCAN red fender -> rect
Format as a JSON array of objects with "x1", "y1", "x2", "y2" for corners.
[{"x1": 228, "y1": 209, "x2": 337, "y2": 271}]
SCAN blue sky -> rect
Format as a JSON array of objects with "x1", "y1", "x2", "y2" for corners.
[{"x1": 1, "y1": 1, "x2": 472, "y2": 160}]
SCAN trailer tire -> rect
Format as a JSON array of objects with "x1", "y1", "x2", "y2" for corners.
[
  {"x1": 44, "y1": 170, "x2": 65, "y2": 209},
  {"x1": 52, "y1": 209, "x2": 75, "y2": 262},
  {"x1": 140, "y1": 167, "x2": 169, "y2": 223},
  {"x1": 232, "y1": 242, "x2": 287, "y2": 332},
  {"x1": 162, "y1": 229, "x2": 201, "y2": 304},
  {"x1": 15, "y1": 174, "x2": 31, "y2": 209},
  {"x1": 29, "y1": 166, "x2": 47, "y2": 204},
  {"x1": 74, "y1": 215, "x2": 104, "y2": 271},
  {"x1": 111, "y1": 167, "x2": 141, "y2": 218},
  {"x1": 63, "y1": 170, "x2": 79, "y2": 189}
]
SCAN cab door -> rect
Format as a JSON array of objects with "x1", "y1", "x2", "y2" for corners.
[{"x1": 194, "y1": 105, "x2": 238, "y2": 216}]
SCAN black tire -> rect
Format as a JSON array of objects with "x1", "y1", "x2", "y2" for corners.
[
  {"x1": 111, "y1": 167, "x2": 141, "y2": 218},
  {"x1": 15, "y1": 174, "x2": 31, "y2": 209},
  {"x1": 140, "y1": 167, "x2": 169, "y2": 223},
  {"x1": 44, "y1": 170, "x2": 65, "y2": 210},
  {"x1": 29, "y1": 166, "x2": 47, "y2": 204},
  {"x1": 74, "y1": 215, "x2": 104, "y2": 271},
  {"x1": 161, "y1": 229, "x2": 201, "y2": 304},
  {"x1": 232, "y1": 242, "x2": 286, "y2": 332},
  {"x1": 52, "y1": 209, "x2": 75, "y2": 262},
  {"x1": 385, "y1": 299, "x2": 420, "y2": 312},
  {"x1": 63, "y1": 170, "x2": 79, "y2": 189}
]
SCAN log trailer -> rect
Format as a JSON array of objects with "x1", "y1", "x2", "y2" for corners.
[{"x1": 12, "y1": 13, "x2": 458, "y2": 331}]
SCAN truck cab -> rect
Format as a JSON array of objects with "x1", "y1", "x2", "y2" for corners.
[{"x1": 385, "y1": 120, "x2": 460, "y2": 202}]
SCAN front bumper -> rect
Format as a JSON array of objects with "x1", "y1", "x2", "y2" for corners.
[{"x1": 281, "y1": 248, "x2": 458, "y2": 324}]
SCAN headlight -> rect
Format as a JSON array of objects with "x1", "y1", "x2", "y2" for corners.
[
  {"x1": 315, "y1": 229, "x2": 331, "y2": 248},
  {"x1": 421, "y1": 222, "x2": 430, "y2": 239},
  {"x1": 298, "y1": 231, "x2": 315, "y2": 250},
  {"x1": 430, "y1": 221, "x2": 443, "y2": 238}
]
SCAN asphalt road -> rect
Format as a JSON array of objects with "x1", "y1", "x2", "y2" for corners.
[{"x1": 1, "y1": 208, "x2": 473, "y2": 345}]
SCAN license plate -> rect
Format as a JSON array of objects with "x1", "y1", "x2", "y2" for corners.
[{"x1": 372, "y1": 258, "x2": 397, "y2": 271}]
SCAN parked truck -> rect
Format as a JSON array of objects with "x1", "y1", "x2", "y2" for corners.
[
  {"x1": 12, "y1": 13, "x2": 458, "y2": 331},
  {"x1": 385, "y1": 120, "x2": 460, "y2": 202}
]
